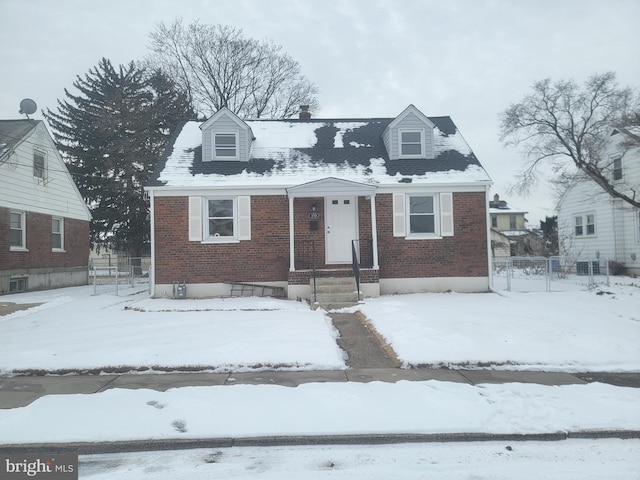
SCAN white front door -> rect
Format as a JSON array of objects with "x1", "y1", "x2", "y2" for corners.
[{"x1": 325, "y1": 196, "x2": 358, "y2": 264}]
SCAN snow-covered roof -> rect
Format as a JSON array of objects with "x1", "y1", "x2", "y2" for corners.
[
  {"x1": 149, "y1": 116, "x2": 492, "y2": 188},
  {"x1": 489, "y1": 204, "x2": 528, "y2": 215}
]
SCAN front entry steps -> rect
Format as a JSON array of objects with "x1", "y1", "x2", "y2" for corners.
[
  {"x1": 227, "y1": 282, "x2": 286, "y2": 298},
  {"x1": 312, "y1": 276, "x2": 360, "y2": 310}
]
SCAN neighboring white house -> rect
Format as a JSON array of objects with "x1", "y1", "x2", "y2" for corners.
[
  {"x1": 557, "y1": 127, "x2": 640, "y2": 275},
  {"x1": 0, "y1": 119, "x2": 92, "y2": 293}
]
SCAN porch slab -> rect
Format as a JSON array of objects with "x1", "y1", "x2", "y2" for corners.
[
  {"x1": 458, "y1": 370, "x2": 588, "y2": 386},
  {"x1": 226, "y1": 370, "x2": 348, "y2": 387}
]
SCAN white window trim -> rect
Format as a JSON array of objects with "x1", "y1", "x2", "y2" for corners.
[
  {"x1": 10, "y1": 210, "x2": 28, "y2": 251},
  {"x1": 204, "y1": 197, "x2": 239, "y2": 243},
  {"x1": 52, "y1": 216, "x2": 65, "y2": 252},
  {"x1": 398, "y1": 128, "x2": 425, "y2": 159},
  {"x1": 406, "y1": 194, "x2": 440, "y2": 239},
  {"x1": 574, "y1": 212, "x2": 596, "y2": 237},
  {"x1": 213, "y1": 131, "x2": 239, "y2": 160}
]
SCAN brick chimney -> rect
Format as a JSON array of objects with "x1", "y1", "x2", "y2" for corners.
[{"x1": 299, "y1": 105, "x2": 311, "y2": 119}]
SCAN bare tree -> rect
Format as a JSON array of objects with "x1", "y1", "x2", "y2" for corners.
[
  {"x1": 146, "y1": 19, "x2": 319, "y2": 119},
  {"x1": 500, "y1": 72, "x2": 640, "y2": 208}
]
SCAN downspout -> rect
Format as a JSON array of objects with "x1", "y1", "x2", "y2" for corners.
[
  {"x1": 485, "y1": 184, "x2": 493, "y2": 291},
  {"x1": 148, "y1": 188, "x2": 156, "y2": 297},
  {"x1": 288, "y1": 195, "x2": 295, "y2": 272},
  {"x1": 370, "y1": 194, "x2": 379, "y2": 269},
  {"x1": 611, "y1": 197, "x2": 618, "y2": 263}
]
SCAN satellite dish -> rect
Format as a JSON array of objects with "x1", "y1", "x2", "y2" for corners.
[{"x1": 19, "y1": 98, "x2": 37, "y2": 118}]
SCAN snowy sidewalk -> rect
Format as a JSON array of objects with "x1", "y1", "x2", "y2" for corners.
[{"x1": 3, "y1": 367, "x2": 624, "y2": 409}]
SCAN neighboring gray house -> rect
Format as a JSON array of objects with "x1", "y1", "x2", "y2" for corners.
[{"x1": 557, "y1": 127, "x2": 640, "y2": 275}]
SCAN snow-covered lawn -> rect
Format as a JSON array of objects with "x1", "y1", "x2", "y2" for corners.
[
  {"x1": 352, "y1": 279, "x2": 640, "y2": 372},
  {"x1": 1, "y1": 278, "x2": 639, "y2": 374},
  {"x1": 0, "y1": 287, "x2": 345, "y2": 374}
]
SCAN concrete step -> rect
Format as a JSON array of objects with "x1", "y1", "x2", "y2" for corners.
[
  {"x1": 315, "y1": 292, "x2": 358, "y2": 304},
  {"x1": 311, "y1": 277, "x2": 359, "y2": 309}
]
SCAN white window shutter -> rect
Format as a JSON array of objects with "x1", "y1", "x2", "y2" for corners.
[
  {"x1": 392, "y1": 193, "x2": 406, "y2": 237},
  {"x1": 237, "y1": 195, "x2": 251, "y2": 241},
  {"x1": 440, "y1": 192, "x2": 454, "y2": 237},
  {"x1": 188, "y1": 196, "x2": 203, "y2": 241}
]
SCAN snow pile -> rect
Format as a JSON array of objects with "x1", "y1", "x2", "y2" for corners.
[{"x1": 0, "y1": 380, "x2": 638, "y2": 443}]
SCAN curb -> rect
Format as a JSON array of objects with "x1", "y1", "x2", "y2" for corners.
[{"x1": 2, "y1": 431, "x2": 639, "y2": 455}]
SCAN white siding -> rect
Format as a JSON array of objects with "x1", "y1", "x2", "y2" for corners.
[
  {"x1": 388, "y1": 111, "x2": 434, "y2": 160},
  {"x1": 557, "y1": 130, "x2": 639, "y2": 271},
  {"x1": 202, "y1": 112, "x2": 251, "y2": 162},
  {"x1": 0, "y1": 122, "x2": 91, "y2": 221}
]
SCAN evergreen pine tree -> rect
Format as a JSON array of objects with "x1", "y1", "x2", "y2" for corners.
[{"x1": 45, "y1": 58, "x2": 193, "y2": 255}]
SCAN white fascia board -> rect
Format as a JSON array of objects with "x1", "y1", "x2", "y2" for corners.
[
  {"x1": 376, "y1": 180, "x2": 492, "y2": 194},
  {"x1": 146, "y1": 184, "x2": 289, "y2": 197}
]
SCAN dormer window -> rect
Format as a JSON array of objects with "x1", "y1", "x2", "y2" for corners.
[
  {"x1": 214, "y1": 132, "x2": 238, "y2": 159},
  {"x1": 399, "y1": 129, "x2": 424, "y2": 158}
]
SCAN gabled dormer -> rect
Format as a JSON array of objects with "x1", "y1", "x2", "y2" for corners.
[
  {"x1": 383, "y1": 105, "x2": 435, "y2": 160},
  {"x1": 200, "y1": 107, "x2": 255, "y2": 162}
]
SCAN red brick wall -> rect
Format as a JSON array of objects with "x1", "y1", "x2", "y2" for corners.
[
  {"x1": 154, "y1": 196, "x2": 290, "y2": 284},
  {"x1": 376, "y1": 192, "x2": 488, "y2": 278},
  {"x1": 153, "y1": 192, "x2": 488, "y2": 285},
  {"x1": 0, "y1": 207, "x2": 89, "y2": 270}
]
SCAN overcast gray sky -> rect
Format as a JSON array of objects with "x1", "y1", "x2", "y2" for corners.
[{"x1": 1, "y1": 0, "x2": 639, "y2": 224}]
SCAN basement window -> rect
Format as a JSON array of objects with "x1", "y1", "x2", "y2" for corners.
[{"x1": 10, "y1": 277, "x2": 27, "y2": 293}]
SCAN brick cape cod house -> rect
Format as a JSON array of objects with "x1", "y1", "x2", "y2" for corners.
[
  {"x1": 145, "y1": 105, "x2": 493, "y2": 301},
  {"x1": 0, "y1": 119, "x2": 91, "y2": 293}
]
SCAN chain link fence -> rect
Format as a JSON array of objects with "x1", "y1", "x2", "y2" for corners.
[
  {"x1": 89, "y1": 256, "x2": 151, "y2": 295},
  {"x1": 492, "y1": 256, "x2": 610, "y2": 292}
]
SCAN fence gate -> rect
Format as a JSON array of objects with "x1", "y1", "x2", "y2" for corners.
[
  {"x1": 89, "y1": 256, "x2": 150, "y2": 295},
  {"x1": 492, "y1": 256, "x2": 610, "y2": 293}
]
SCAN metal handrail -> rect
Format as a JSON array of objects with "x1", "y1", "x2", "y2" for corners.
[
  {"x1": 312, "y1": 240, "x2": 317, "y2": 304},
  {"x1": 352, "y1": 240, "x2": 360, "y2": 302}
]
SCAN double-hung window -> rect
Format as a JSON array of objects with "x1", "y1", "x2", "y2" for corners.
[
  {"x1": 10, "y1": 211, "x2": 26, "y2": 250},
  {"x1": 612, "y1": 156, "x2": 623, "y2": 181},
  {"x1": 207, "y1": 199, "x2": 235, "y2": 238},
  {"x1": 33, "y1": 149, "x2": 46, "y2": 179},
  {"x1": 52, "y1": 217, "x2": 64, "y2": 251},
  {"x1": 393, "y1": 192, "x2": 453, "y2": 238},
  {"x1": 408, "y1": 195, "x2": 436, "y2": 235},
  {"x1": 189, "y1": 196, "x2": 251, "y2": 243},
  {"x1": 574, "y1": 213, "x2": 595, "y2": 237},
  {"x1": 214, "y1": 132, "x2": 238, "y2": 159},
  {"x1": 399, "y1": 130, "x2": 423, "y2": 157}
]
